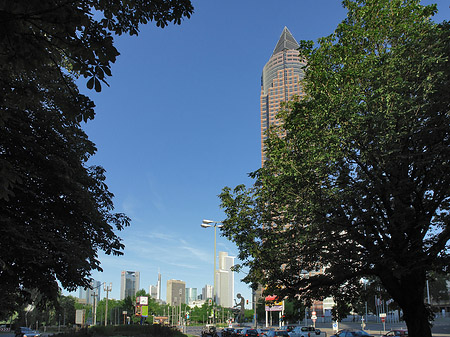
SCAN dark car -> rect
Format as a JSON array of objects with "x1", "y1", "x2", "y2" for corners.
[
  {"x1": 331, "y1": 329, "x2": 373, "y2": 337},
  {"x1": 223, "y1": 328, "x2": 236, "y2": 337},
  {"x1": 15, "y1": 327, "x2": 40, "y2": 337},
  {"x1": 280, "y1": 326, "x2": 296, "y2": 332},
  {"x1": 233, "y1": 328, "x2": 244, "y2": 337},
  {"x1": 241, "y1": 328, "x2": 260, "y2": 337},
  {"x1": 266, "y1": 330, "x2": 290, "y2": 337},
  {"x1": 382, "y1": 330, "x2": 408, "y2": 337}
]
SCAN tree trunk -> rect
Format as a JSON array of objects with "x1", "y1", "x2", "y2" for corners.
[
  {"x1": 402, "y1": 302, "x2": 432, "y2": 337},
  {"x1": 382, "y1": 271, "x2": 432, "y2": 337}
]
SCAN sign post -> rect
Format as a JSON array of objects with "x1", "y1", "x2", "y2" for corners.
[
  {"x1": 380, "y1": 313, "x2": 387, "y2": 332},
  {"x1": 311, "y1": 311, "x2": 317, "y2": 328}
]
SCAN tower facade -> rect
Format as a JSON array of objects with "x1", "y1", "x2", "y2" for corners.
[
  {"x1": 120, "y1": 271, "x2": 140, "y2": 300},
  {"x1": 202, "y1": 284, "x2": 213, "y2": 300},
  {"x1": 185, "y1": 288, "x2": 198, "y2": 304},
  {"x1": 78, "y1": 280, "x2": 101, "y2": 305},
  {"x1": 260, "y1": 27, "x2": 305, "y2": 164},
  {"x1": 166, "y1": 279, "x2": 186, "y2": 306},
  {"x1": 215, "y1": 251, "x2": 235, "y2": 308}
]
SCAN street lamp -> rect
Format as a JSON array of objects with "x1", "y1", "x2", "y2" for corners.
[
  {"x1": 200, "y1": 219, "x2": 223, "y2": 307},
  {"x1": 103, "y1": 282, "x2": 112, "y2": 326}
]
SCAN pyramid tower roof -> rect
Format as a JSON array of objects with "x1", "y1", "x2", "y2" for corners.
[{"x1": 272, "y1": 26, "x2": 299, "y2": 56}]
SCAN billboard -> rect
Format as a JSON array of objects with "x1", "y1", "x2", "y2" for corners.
[
  {"x1": 75, "y1": 309, "x2": 85, "y2": 325},
  {"x1": 265, "y1": 295, "x2": 283, "y2": 312}
]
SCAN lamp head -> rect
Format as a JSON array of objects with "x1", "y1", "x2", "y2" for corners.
[
  {"x1": 202, "y1": 219, "x2": 214, "y2": 224},
  {"x1": 201, "y1": 223, "x2": 212, "y2": 228}
]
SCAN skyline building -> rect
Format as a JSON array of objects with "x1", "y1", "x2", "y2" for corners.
[
  {"x1": 258, "y1": 27, "x2": 328, "y2": 316},
  {"x1": 166, "y1": 279, "x2": 185, "y2": 306},
  {"x1": 78, "y1": 279, "x2": 101, "y2": 305},
  {"x1": 149, "y1": 285, "x2": 158, "y2": 299},
  {"x1": 202, "y1": 284, "x2": 213, "y2": 300},
  {"x1": 185, "y1": 287, "x2": 198, "y2": 304},
  {"x1": 120, "y1": 271, "x2": 140, "y2": 300},
  {"x1": 149, "y1": 271, "x2": 162, "y2": 301},
  {"x1": 215, "y1": 251, "x2": 235, "y2": 308},
  {"x1": 157, "y1": 272, "x2": 161, "y2": 300},
  {"x1": 260, "y1": 26, "x2": 305, "y2": 164}
]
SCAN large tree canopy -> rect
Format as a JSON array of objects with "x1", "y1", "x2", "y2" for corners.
[
  {"x1": 0, "y1": 0, "x2": 193, "y2": 319},
  {"x1": 219, "y1": 1, "x2": 450, "y2": 337}
]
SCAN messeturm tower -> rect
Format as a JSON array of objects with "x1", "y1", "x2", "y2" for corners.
[{"x1": 260, "y1": 27, "x2": 305, "y2": 164}]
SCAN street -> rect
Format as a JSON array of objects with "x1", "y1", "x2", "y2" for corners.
[{"x1": 185, "y1": 316, "x2": 450, "y2": 337}]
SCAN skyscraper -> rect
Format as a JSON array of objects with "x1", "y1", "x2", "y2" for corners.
[
  {"x1": 120, "y1": 271, "x2": 140, "y2": 300},
  {"x1": 260, "y1": 27, "x2": 305, "y2": 164},
  {"x1": 185, "y1": 288, "x2": 198, "y2": 304},
  {"x1": 215, "y1": 251, "x2": 235, "y2": 308},
  {"x1": 78, "y1": 280, "x2": 101, "y2": 305},
  {"x1": 166, "y1": 279, "x2": 185, "y2": 306},
  {"x1": 202, "y1": 284, "x2": 213, "y2": 300}
]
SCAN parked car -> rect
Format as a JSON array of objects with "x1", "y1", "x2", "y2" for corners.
[
  {"x1": 266, "y1": 330, "x2": 290, "y2": 337},
  {"x1": 330, "y1": 329, "x2": 374, "y2": 337},
  {"x1": 201, "y1": 324, "x2": 218, "y2": 337},
  {"x1": 289, "y1": 326, "x2": 320, "y2": 337},
  {"x1": 222, "y1": 328, "x2": 236, "y2": 337},
  {"x1": 241, "y1": 328, "x2": 261, "y2": 337},
  {"x1": 258, "y1": 328, "x2": 271, "y2": 336},
  {"x1": 382, "y1": 330, "x2": 408, "y2": 337},
  {"x1": 15, "y1": 327, "x2": 40, "y2": 337},
  {"x1": 280, "y1": 326, "x2": 296, "y2": 332},
  {"x1": 233, "y1": 328, "x2": 244, "y2": 337}
]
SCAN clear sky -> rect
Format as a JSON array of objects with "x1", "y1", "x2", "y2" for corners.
[{"x1": 67, "y1": 0, "x2": 450, "y2": 307}]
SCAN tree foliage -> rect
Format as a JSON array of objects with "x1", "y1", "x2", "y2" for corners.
[
  {"x1": 219, "y1": 1, "x2": 450, "y2": 337},
  {"x1": 0, "y1": 0, "x2": 194, "y2": 94},
  {"x1": 0, "y1": 0, "x2": 193, "y2": 320}
]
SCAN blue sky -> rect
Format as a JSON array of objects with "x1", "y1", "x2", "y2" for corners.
[{"x1": 67, "y1": 0, "x2": 450, "y2": 307}]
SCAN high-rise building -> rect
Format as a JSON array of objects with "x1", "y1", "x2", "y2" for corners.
[
  {"x1": 215, "y1": 251, "x2": 235, "y2": 308},
  {"x1": 166, "y1": 279, "x2": 185, "y2": 306},
  {"x1": 202, "y1": 284, "x2": 213, "y2": 300},
  {"x1": 260, "y1": 26, "x2": 305, "y2": 164},
  {"x1": 149, "y1": 272, "x2": 162, "y2": 301},
  {"x1": 120, "y1": 271, "x2": 140, "y2": 300},
  {"x1": 149, "y1": 285, "x2": 158, "y2": 299},
  {"x1": 157, "y1": 272, "x2": 161, "y2": 300},
  {"x1": 259, "y1": 28, "x2": 329, "y2": 316},
  {"x1": 78, "y1": 280, "x2": 101, "y2": 305},
  {"x1": 185, "y1": 288, "x2": 198, "y2": 304}
]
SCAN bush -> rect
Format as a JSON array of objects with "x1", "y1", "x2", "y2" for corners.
[{"x1": 52, "y1": 324, "x2": 185, "y2": 337}]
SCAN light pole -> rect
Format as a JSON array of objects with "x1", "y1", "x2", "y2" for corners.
[
  {"x1": 201, "y1": 219, "x2": 223, "y2": 305},
  {"x1": 104, "y1": 282, "x2": 112, "y2": 326}
]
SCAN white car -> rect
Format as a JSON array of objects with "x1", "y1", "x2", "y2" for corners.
[{"x1": 289, "y1": 326, "x2": 320, "y2": 337}]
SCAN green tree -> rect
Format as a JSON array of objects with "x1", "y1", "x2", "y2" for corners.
[
  {"x1": 219, "y1": 1, "x2": 450, "y2": 337},
  {"x1": 0, "y1": 0, "x2": 193, "y2": 319}
]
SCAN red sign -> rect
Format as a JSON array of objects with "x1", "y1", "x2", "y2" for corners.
[{"x1": 381, "y1": 317, "x2": 386, "y2": 323}]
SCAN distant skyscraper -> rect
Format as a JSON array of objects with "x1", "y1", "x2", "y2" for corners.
[
  {"x1": 149, "y1": 272, "x2": 162, "y2": 301},
  {"x1": 185, "y1": 288, "x2": 198, "y2": 304},
  {"x1": 157, "y1": 272, "x2": 161, "y2": 300},
  {"x1": 166, "y1": 279, "x2": 185, "y2": 306},
  {"x1": 215, "y1": 251, "x2": 235, "y2": 308},
  {"x1": 260, "y1": 26, "x2": 305, "y2": 164},
  {"x1": 78, "y1": 280, "x2": 101, "y2": 305},
  {"x1": 149, "y1": 285, "x2": 158, "y2": 299},
  {"x1": 120, "y1": 271, "x2": 140, "y2": 300},
  {"x1": 202, "y1": 284, "x2": 213, "y2": 300}
]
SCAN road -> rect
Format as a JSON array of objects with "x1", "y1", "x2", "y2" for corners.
[{"x1": 186, "y1": 316, "x2": 450, "y2": 337}]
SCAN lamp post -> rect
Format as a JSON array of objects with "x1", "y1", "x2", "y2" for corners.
[
  {"x1": 201, "y1": 219, "x2": 223, "y2": 321},
  {"x1": 103, "y1": 282, "x2": 112, "y2": 326}
]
